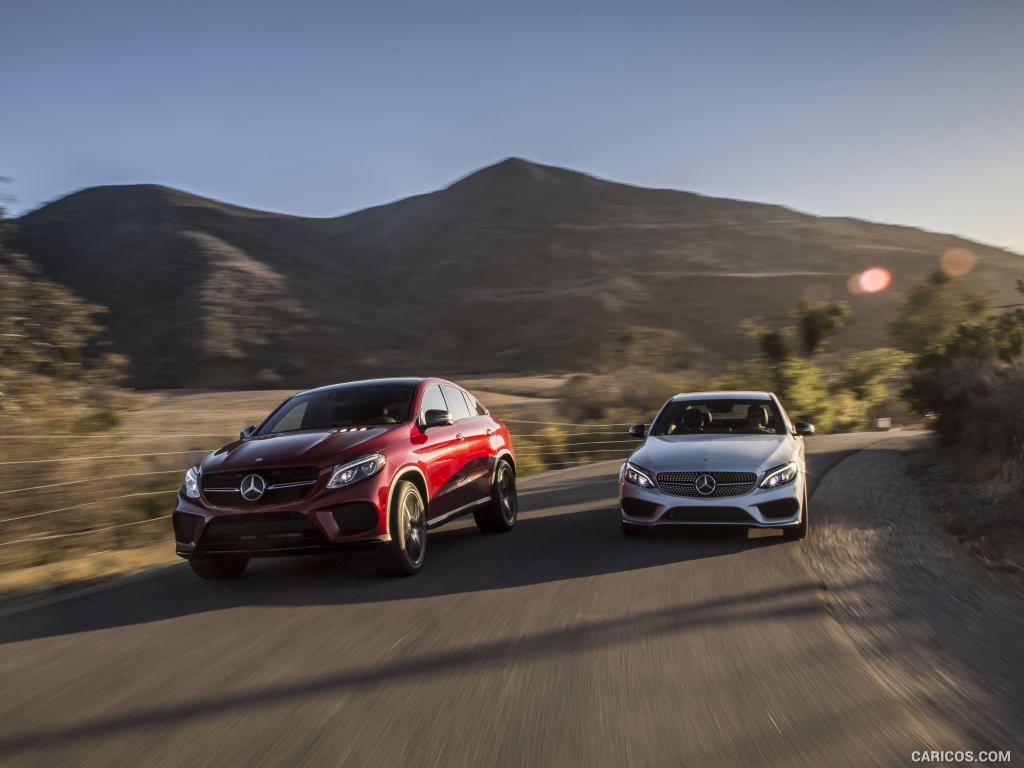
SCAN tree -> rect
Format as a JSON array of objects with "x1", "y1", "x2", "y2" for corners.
[
  {"x1": 741, "y1": 319, "x2": 791, "y2": 364},
  {"x1": 732, "y1": 303, "x2": 915, "y2": 432},
  {"x1": 890, "y1": 270, "x2": 988, "y2": 355},
  {"x1": 839, "y1": 348, "x2": 914, "y2": 405},
  {"x1": 795, "y1": 301, "x2": 851, "y2": 356},
  {"x1": 904, "y1": 277, "x2": 1024, "y2": 446},
  {"x1": 773, "y1": 359, "x2": 837, "y2": 431}
]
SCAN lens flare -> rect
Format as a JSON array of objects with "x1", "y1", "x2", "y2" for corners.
[
  {"x1": 940, "y1": 248, "x2": 976, "y2": 277},
  {"x1": 849, "y1": 267, "x2": 891, "y2": 294}
]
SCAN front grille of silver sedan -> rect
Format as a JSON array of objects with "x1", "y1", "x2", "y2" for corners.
[{"x1": 656, "y1": 471, "x2": 758, "y2": 498}]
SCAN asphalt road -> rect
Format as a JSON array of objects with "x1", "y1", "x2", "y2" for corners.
[{"x1": 0, "y1": 433, "x2": 951, "y2": 767}]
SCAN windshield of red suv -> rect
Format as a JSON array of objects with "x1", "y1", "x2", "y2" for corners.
[
  {"x1": 649, "y1": 399, "x2": 787, "y2": 436},
  {"x1": 256, "y1": 383, "x2": 417, "y2": 435}
]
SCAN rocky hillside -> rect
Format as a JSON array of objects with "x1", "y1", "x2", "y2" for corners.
[{"x1": 14, "y1": 158, "x2": 1023, "y2": 387}]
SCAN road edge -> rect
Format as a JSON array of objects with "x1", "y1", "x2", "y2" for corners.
[{"x1": 799, "y1": 433, "x2": 1024, "y2": 753}]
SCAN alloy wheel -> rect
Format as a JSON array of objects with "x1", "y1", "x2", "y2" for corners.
[
  {"x1": 402, "y1": 488, "x2": 426, "y2": 567},
  {"x1": 497, "y1": 465, "x2": 517, "y2": 525}
]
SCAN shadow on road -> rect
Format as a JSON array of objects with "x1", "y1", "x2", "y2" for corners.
[{"x1": 0, "y1": 577, "x2": 842, "y2": 756}]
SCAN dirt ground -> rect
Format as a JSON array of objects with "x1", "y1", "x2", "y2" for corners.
[
  {"x1": 908, "y1": 445, "x2": 1024, "y2": 591},
  {"x1": 802, "y1": 432, "x2": 1023, "y2": 753}
]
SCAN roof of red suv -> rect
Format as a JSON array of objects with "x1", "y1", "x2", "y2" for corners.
[{"x1": 297, "y1": 377, "x2": 456, "y2": 396}]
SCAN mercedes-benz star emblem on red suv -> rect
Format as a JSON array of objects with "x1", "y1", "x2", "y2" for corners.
[{"x1": 240, "y1": 474, "x2": 266, "y2": 501}]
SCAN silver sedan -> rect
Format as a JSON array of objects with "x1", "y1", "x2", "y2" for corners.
[{"x1": 619, "y1": 391, "x2": 813, "y2": 539}]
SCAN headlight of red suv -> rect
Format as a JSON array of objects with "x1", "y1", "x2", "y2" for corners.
[
  {"x1": 327, "y1": 454, "x2": 387, "y2": 489},
  {"x1": 183, "y1": 465, "x2": 201, "y2": 499}
]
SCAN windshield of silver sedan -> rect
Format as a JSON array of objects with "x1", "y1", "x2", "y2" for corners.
[
  {"x1": 256, "y1": 383, "x2": 417, "y2": 436},
  {"x1": 649, "y1": 399, "x2": 787, "y2": 436}
]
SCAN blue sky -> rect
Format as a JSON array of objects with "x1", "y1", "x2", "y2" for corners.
[{"x1": 3, "y1": 0, "x2": 1022, "y2": 251}]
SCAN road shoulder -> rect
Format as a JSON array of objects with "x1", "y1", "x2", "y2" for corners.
[{"x1": 802, "y1": 432, "x2": 1023, "y2": 753}]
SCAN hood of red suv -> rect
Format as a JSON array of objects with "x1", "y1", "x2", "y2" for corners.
[{"x1": 201, "y1": 427, "x2": 395, "y2": 473}]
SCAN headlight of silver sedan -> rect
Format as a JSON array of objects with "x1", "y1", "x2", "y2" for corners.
[
  {"x1": 624, "y1": 462, "x2": 656, "y2": 489},
  {"x1": 759, "y1": 461, "x2": 799, "y2": 489}
]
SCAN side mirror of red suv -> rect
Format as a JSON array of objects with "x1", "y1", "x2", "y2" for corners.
[{"x1": 422, "y1": 409, "x2": 454, "y2": 430}]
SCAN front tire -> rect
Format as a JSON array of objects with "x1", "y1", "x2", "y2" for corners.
[
  {"x1": 474, "y1": 459, "x2": 517, "y2": 533},
  {"x1": 378, "y1": 480, "x2": 428, "y2": 576},
  {"x1": 188, "y1": 555, "x2": 249, "y2": 580}
]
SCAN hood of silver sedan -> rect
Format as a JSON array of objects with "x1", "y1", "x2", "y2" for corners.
[{"x1": 630, "y1": 434, "x2": 793, "y2": 473}]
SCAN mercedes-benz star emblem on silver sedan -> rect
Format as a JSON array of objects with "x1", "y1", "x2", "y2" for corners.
[
  {"x1": 240, "y1": 474, "x2": 267, "y2": 501},
  {"x1": 694, "y1": 474, "x2": 717, "y2": 495},
  {"x1": 619, "y1": 391, "x2": 813, "y2": 541}
]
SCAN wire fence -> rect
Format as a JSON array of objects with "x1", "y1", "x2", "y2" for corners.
[
  {"x1": 0, "y1": 515, "x2": 173, "y2": 548},
  {"x1": 0, "y1": 469, "x2": 186, "y2": 497},
  {"x1": 0, "y1": 417, "x2": 637, "y2": 552},
  {"x1": 0, "y1": 449, "x2": 217, "y2": 466},
  {"x1": 0, "y1": 489, "x2": 180, "y2": 524}
]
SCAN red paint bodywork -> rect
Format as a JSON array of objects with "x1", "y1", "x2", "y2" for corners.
[{"x1": 173, "y1": 378, "x2": 515, "y2": 558}]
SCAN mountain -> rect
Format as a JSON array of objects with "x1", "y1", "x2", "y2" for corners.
[{"x1": 12, "y1": 158, "x2": 1024, "y2": 388}]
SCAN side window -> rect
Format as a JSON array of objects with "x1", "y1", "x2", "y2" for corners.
[
  {"x1": 774, "y1": 400, "x2": 793, "y2": 433},
  {"x1": 466, "y1": 391, "x2": 488, "y2": 416},
  {"x1": 441, "y1": 385, "x2": 472, "y2": 421},
  {"x1": 419, "y1": 385, "x2": 448, "y2": 420}
]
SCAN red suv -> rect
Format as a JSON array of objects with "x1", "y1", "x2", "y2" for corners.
[{"x1": 173, "y1": 378, "x2": 517, "y2": 579}]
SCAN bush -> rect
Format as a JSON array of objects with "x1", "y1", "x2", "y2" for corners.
[
  {"x1": 559, "y1": 369, "x2": 693, "y2": 426},
  {"x1": 907, "y1": 310, "x2": 1024, "y2": 448},
  {"x1": 795, "y1": 301, "x2": 851, "y2": 356},
  {"x1": 890, "y1": 270, "x2": 988, "y2": 355},
  {"x1": 710, "y1": 352, "x2": 911, "y2": 433}
]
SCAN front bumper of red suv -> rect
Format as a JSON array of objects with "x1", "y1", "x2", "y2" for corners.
[{"x1": 173, "y1": 469, "x2": 392, "y2": 559}]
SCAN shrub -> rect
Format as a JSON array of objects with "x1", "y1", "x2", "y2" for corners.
[
  {"x1": 890, "y1": 270, "x2": 988, "y2": 355},
  {"x1": 795, "y1": 301, "x2": 851, "y2": 356}
]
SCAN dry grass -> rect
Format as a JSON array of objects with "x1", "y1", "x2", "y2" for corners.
[
  {"x1": 0, "y1": 540, "x2": 177, "y2": 608},
  {"x1": 0, "y1": 389, "x2": 296, "y2": 569},
  {"x1": 909, "y1": 445, "x2": 1024, "y2": 581}
]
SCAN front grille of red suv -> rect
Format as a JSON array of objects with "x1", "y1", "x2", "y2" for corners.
[{"x1": 201, "y1": 467, "x2": 320, "y2": 507}]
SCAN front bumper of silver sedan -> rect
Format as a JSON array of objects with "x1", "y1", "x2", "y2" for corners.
[{"x1": 618, "y1": 464, "x2": 806, "y2": 528}]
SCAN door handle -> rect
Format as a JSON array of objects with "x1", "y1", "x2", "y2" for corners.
[{"x1": 456, "y1": 432, "x2": 465, "y2": 441}]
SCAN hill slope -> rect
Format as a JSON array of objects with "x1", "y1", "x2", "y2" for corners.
[{"x1": 13, "y1": 158, "x2": 1023, "y2": 387}]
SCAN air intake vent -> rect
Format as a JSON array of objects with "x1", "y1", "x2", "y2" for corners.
[
  {"x1": 172, "y1": 512, "x2": 202, "y2": 543},
  {"x1": 198, "y1": 512, "x2": 327, "y2": 552},
  {"x1": 331, "y1": 502, "x2": 380, "y2": 534},
  {"x1": 756, "y1": 498, "x2": 800, "y2": 519},
  {"x1": 663, "y1": 507, "x2": 752, "y2": 523}
]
